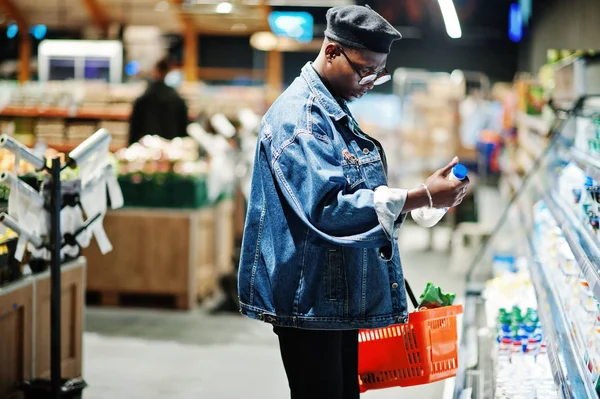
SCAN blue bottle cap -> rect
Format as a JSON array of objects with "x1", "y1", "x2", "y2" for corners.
[
  {"x1": 452, "y1": 163, "x2": 468, "y2": 180},
  {"x1": 493, "y1": 254, "x2": 515, "y2": 263},
  {"x1": 586, "y1": 176, "x2": 594, "y2": 187}
]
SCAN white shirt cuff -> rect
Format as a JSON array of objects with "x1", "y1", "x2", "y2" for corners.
[{"x1": 373, "y1": 186, "x2": 408, "y2": 240}]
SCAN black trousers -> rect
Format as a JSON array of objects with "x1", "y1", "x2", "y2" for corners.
[{"x1": 274, "y1": 326, "x2": 360, "y2": 399}]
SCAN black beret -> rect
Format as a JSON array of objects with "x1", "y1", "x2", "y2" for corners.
[{"x1": 324, "y1": 5, "x2": 402, "y2": 54}]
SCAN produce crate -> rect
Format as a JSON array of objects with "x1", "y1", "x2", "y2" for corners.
[{"x1": 118, "y1": 173, "x2": 210, "y2": 209}]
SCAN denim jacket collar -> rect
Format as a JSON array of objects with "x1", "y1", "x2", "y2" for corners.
[{"x1": 301, "y1": 62, "x2": 347, "y2": 122}]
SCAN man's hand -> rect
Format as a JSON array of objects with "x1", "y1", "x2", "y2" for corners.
[{"x1": 424, "y1": 157, "x2": 470, "y2": 208}]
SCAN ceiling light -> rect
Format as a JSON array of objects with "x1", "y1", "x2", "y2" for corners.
[
  {"x1": 250, "y1": 31, "x2": 278, "y2": 51},
  {"x1": 438, "y1": 0, "x2": 462, "y2": 39},
  {"x1": 155, "y1": 1, "x2": 169, "y2": 12},
  {"x1": 31, "y1": 25, "x2": 47, "y2": 40},
  {"x1": 450, "y1": 69, "x2": 464, "y2": 84},
  {"x1": 216, "y1": 2, "x2": 233, "y2": 14},
  {"x1": 7, "y1": 24, "x2": 18, "y2": 39}
]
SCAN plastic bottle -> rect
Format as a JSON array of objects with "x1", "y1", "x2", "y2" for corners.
[
  {"x1": 411, "y1": 163, "x2": 468, "y2": 228},
  {"x1": 582, "y1": 176, "x2": 595, "y2": 220}
]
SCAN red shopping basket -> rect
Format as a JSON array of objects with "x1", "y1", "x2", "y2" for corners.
[{"x1": 358, "y1": 280, "x2": 462, "y2": 393}]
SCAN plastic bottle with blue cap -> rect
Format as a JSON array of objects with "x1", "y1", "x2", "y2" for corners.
[{"x1": 411, "y1": 163, "x2": 468, "y2": 228}]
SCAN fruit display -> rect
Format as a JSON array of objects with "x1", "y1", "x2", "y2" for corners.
[
  {"x1": 114, "y1": 134, "x2": 208, "y2": 176},
  {"x1": 114, "y1": 135, "x2": 213, "y2": 209}
]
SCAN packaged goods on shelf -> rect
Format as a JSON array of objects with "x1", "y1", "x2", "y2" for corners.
[
  {"x1": 534, "y1": 201, "x2": 600, "y2": 394},
  {"x1": 483, "y1": 257, "x2": 535, "y2": 328},
  {"x1": 493, "y1": 307, "x2": 558, "y2": 399},
  {"x1": 0, "y1": 120, "x2": 15, "y2": 135},
  {"x1": 35, "y1": 118, "x2": 65, "y2": 141},
  {"x1": 573, "y1": 99, "x2": 600, "y2": 155},
  {"x1": 554, "y1": 162, "x2": 600, "y2": 238},
  {"x1": 481, "y1": 255, "x2": 559, "y2": 399},
  {"x1": 427, "y1": 75, "x2": 465, "y2": 101},
  {"x1": 65, "y1": 122, "x2": 98, "y2": 144},
  {"x1": 0, "y1": 82, "x2": 266, "y2": 153},
  {"x1": 460, "y1": 65, "x2": 600, "y2": 399},
  {"x1": 98, "y1": 120, "x2": 129, "y2": 146}
]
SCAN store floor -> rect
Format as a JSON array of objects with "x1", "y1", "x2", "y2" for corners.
[{"x1": 82, "y1": 225, "x2": 465, "y2": 399}]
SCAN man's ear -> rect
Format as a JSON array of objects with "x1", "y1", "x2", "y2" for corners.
[{"x1": 324, "y1": 43, "x2": 339, "y2": 62}]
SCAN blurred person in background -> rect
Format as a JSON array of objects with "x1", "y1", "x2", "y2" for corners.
[
  {"x1": 237, "y1": 4, "x2": 469, "y2": 399},
  {"x1": 128, "y1": 58, "x2": 189, "y2": 145}
]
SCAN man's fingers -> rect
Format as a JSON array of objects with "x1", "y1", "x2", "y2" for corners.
[{"x1": 437, "y1": 156, "x2": 459, "y2": 177}]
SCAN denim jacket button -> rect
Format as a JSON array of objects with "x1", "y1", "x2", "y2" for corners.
[
  {"x1": 267, "y1": 316, "x2": 275, "y2": 323},
  {"x1": 362, "y1": 148, "x2": 370, "y2": 155},
  {"x1": 257, "y1": 313, "x2": 263, "y2": 320},
  {"x1": 397, "y1": 316, "x2": 404, "y2": 323},
  {"x1": 391, "y1": 282, "x2": 399, "y2": 289}
]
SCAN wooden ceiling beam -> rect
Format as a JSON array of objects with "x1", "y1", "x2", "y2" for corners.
[
  {"x1": 170, "y1": 0, "x2": 198, "y2": 81},
  {"x1": 259, "y1": 0, "x2": 271, "y2": 31},
  {"x1": 80, "y1": 0, "x2": 111, "y2": 34},
  {"x1": 0, "y1": 0, "x2": 27, "y2": 30},
  {"x1": 0, "y1": 0, "x2": 30, "y2": 83}
]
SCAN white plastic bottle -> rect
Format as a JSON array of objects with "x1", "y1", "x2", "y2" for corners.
[{"x1": 411, "y1": 163, "x2": 468, "y2": 228}]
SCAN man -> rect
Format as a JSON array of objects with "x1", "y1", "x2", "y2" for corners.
[
  {"x1": 238, "y1": 5, "x2": 469, "y2": 399},
  {"x1": 128, "y1": 58, "x2": 189, "y2": 145}
]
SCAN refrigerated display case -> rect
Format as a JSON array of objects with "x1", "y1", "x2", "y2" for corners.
[{"x1": 454, "y1": 58, "x2": 600, "y2": 398}]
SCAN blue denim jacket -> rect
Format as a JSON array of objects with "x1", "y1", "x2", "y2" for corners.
[{"x1": 238, "y1": 62, "x2": 409, "y2": 330}]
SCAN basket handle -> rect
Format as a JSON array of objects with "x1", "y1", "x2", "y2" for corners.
[{"x1": 404, "y1": 279, "x2": 419, "y2": 309}]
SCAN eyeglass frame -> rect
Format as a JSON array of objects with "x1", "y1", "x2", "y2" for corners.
[{"x1": 336, "y1": 45, "x2": 391, "y2": 86}]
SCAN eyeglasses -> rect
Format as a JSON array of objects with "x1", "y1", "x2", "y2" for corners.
[{"x1": 337, "y1": 46, "x2": 391, "y2": 86}]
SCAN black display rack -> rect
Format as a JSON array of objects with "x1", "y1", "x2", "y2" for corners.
[{"x1": 0, "y1": 129, "x2": 114, "y2": 399}]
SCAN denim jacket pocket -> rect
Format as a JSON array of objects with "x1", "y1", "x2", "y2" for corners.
[
  {"x1": 326, "y1": 248, "x2": 344, "y2": 301},
  {"x1": 341, "y1": 161, "x2": 366, "y2": 191}
]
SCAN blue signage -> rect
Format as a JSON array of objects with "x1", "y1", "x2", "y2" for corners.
[
  {"x1": 268, "y1": 11, "x2": 314, "y2": 43},
  {"x1": 509, "y1": 3, "x2": 523, "y2": 43}
]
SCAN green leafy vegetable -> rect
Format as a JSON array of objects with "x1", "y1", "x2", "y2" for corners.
[{"x1": 418, "y1": 282, "x2": 456, "y2": 309}]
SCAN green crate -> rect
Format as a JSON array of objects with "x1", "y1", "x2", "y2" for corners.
[
  {"x1": 168, "y1": 174, "x2": 209, "y2": 209},
  {"x1": 118, "y1": 174, "x2": 142, "y2": 207},
  {"x1": 118, "y1": 173, "x2": 210, "y2": 209}
]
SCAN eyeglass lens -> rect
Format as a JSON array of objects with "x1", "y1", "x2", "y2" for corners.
[
  {"x1": 338, "y1": 46, "x2": 391, "y2": 86},
  {"x1": 359, "y1": 74, "x2": 391, "y2": 86}
]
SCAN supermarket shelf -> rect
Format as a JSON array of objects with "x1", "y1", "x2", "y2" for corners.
[
  {"x1": 517, "y1": 111, "x2": 552, "y2": 136},
  {"x1": 45, "y1": 143, "x2": 126, "y2": 153},
  {"x1": 0, "y1": 107, "x2": 198, "y2": 121},
  {"x1": 516, "y1": 148, "x2": 535, "y2": 175},
  {"x1": 0, "y1": 107, "x2": 130, "y2": 120},
  {"x1": 74, "y1": 111, "x2": 130, "y2": 121},
  {"x1": 518, "y1": 128, "x2": 549, "y2": 160},
  {"x1": 567, "y1": 146, "x2": 600, "y2": 183},
  {"x1": 526, "y1": 235, "x2": 597, "y2": 399},
  {"x1": 26, "y1": 142, "x2": 126, "y2": 153},
  {"x1": 505, "y1": 171, "x2": 523, "y2": 194},
  {"x1": 545, "y1": 192, "x2": 600, "y2": 300}
]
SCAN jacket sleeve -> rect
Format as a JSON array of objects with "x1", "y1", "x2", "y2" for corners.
[{"x1": 270, "y1": 121, "x2": 407, "y2": 248}]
